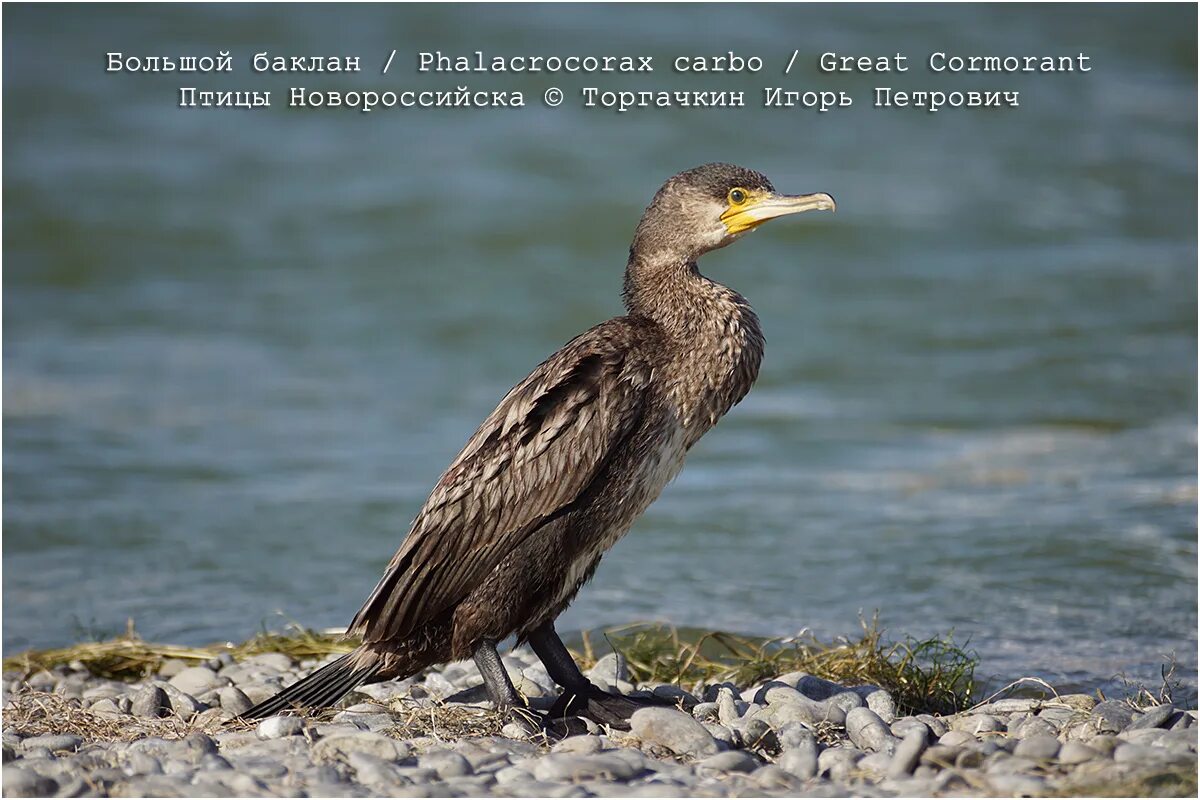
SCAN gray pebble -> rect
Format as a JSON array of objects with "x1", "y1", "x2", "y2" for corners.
[
  {"x1": 631, "y1": 707, "x2": 719, "y2": 758},
  {"x1": 915, "y1": 714, "x2": 947, "y2": 737},
  {"x1": 1129, "y1": 703, "x2": 1176, "y2": 730},
  {"x1": 1014, "y1": 716, "x2": 1057, "y2": 740},
  {"x1": 887, "y1": 730, "x2": 928, "y2": 777},
  {"x1": 827, "y1": 691, "x2": 864, "y2": 713},
  {"x1": 1113, "y1": 742, "x2": 1194, "y2": 766},
  {"x1": 532, "y1": 753, "x2": 642, "y2": 782},
  {"x1": 986, "y1": 773, "x2": 1046, "y2": 796},
  {"x1": 817, "y1": 746, "x2": 863, "y2": 782},
  {"x1": 794, "y1": 675, "x2": 847, "y2": 701},
  {"x1": 701, "y1": 722, "x2": 736, "y2": 747},
  {"x1": 586, "y1": 652, "x2": 629, "y2": 684},
  {"x1": 168, "y1": 666, "x2": 225, "y2": 696},
  {"x1": 865, "y1": 690, "x2": 896, "y2": 723},
  {"x1": 938, "y1": 730, "x2": 975, "y2": 747},
  {"x1": 1092, "y1": 700, "x2": 1136, "y2": 733},
  {"x1": 890, "y1": 718, "x2": 930, "y2": 741},
  {"x1": 256, "y1": 715, "x2": 304, "y2": 739},
  {"x1": 19, "y1": 735, "x2": 82, "y2": 753},
  {"x1": 716, "y1": 687, "x2": 741, "y2": 725},
  {"x1": 1013, "y1": 734, "x2": 1059, "y2": 760},
  {"x1": 218, "y1": 686, "x2": 253, "y2": 716},
  {"x1": 420, "y1": 750, "x2": 473, "y2": 779},
  {"x1": 131, "y1": 685, "x2": 171, "y2": 719},
  {"x1": 2, "y1": 766, "x2": 58, "y2": 798},
  {"x1": 776, "y1": 745, "x2": 817, "y2": 780},
  {"x1": 698, "y1": 750, "x2": 759, "y2": 773},
  {"x1": 1057, "y1": 741, "x2": 1101, "y2": 764},
  {"x1": 551, "y1": 735, "x2": 604, "y2": 755},
  {"x1": 313, "y1": 732, "x2": 410, "y2": 763},
  {"x1": 845, "y1": 707, "x2": 899, "y2": 754}
]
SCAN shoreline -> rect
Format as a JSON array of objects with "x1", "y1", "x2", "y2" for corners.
[{"x1": 3, "y1": 627, "x2": 1197, "y2": 797}]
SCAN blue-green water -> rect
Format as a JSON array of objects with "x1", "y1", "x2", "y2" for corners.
[{"x1": 4, "y1": 4, "x2": 1196, "y2": 700}]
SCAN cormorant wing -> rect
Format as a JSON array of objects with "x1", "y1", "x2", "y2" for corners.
[{"x1": 348, "y1": 320, "x2": 652, "y2": 644}]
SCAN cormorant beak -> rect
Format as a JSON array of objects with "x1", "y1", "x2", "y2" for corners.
[{"x1": 721, "y1": 192, "x2": 837, "y2": 235}]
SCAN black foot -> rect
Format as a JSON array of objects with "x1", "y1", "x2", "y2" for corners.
[
  {"x1": 501, "y1": 704, "x2": 593, "y2": 739},
  {"x1": 547, "y1": 685, "x2": 671, "y2": 731}
]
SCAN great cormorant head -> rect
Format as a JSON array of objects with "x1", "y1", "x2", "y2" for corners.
[{"x1": 631, "y1": 163, "x2": 835, "y2": 261}]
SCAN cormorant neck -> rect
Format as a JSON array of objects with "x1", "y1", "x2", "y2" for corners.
[{"x1": 622, "y1": 249, "x2": 716, "y2": 335}]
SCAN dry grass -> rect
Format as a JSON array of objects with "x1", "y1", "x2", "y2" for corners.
[
  {"x1": 575, "y1": 614, "x2": 977, "y2": 716},
  {"x1": 2, "y1": 620, "x2": 358, "y2": 682},
  {"x1": 2, "y1": 689, "x2": 251, "y2": 742}
]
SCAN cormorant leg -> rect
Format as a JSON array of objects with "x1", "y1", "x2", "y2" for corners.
[
  {"x1": 528, "y1": 622, "x2": 667, "y2": 730},
  {"x1": 472, "y1": 639, "x2": 523, "y2": 711},
  {"x1": 528, "y1": 623, "x2": 591, "y2": 692}
]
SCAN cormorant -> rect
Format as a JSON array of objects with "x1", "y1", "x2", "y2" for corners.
[{"x1": 245, "y1": 163, "x2": 834, "y2": 727}]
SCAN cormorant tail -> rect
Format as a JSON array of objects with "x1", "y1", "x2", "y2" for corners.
[{"x1": 241, "y1": 652, "x2": 380, "y2": 719}]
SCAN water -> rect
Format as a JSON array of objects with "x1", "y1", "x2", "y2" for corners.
[{"x1": 4, "y1": 5, "x2": 1196, "y2": 701}]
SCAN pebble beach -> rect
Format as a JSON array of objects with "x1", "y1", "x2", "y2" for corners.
[{"x1": 3, "y1": 645, "x2": 1196, "y2": 797}]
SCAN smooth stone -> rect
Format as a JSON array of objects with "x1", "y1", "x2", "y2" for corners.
[
  {"x1": 587, "y1": 653, "x2": 629, "y2": 684},
  {"x1": 920, "y1": 745, "x2": 963, "y2": 767},
  {"x1": 1036, "y1": 706, "x2": 1077, "y2": 730},
  {"x1": 1120, "y1": 728, "x2": 1168, "y2": 745},
  {"x1": 857, "y1": 751, "x2": 893, "y2": 777},
  {"x1": 890, "y1": 718, "x2": 930, "y2": 741},
  {"x1": 952, "y1": 713, "x2": 1004, "y2": 735},
  {"x1": 552, "y1": 735, "x2": 604, "y2": 755},
  {"x1": 1013, "y1": 734, "x2": 1059, "y2": 760},
  {"x1": 2, "y1": 765, "x2": 58, "y2": 797},
  {"x1": 151, "y1": 681, "x2": 204, "y2": 720},
  {"x1": 20, "y1": 735, "x2": 82, "y2": 753},
  {"x1": 131, "y1": 685, "x2": 171, "y2": 719},
  {"x1": 817, "y1": 747, "x2": 863, "y2": 782},
  {"x1": 1092, "y1": 700, "x2": 1136, "y2": 733},
  {"x1": 256, "y1": 715, "x2": 305, "y2": 739},
  {"x1": 986, "y1": 773, "x2": 1046, "y2": 796},
  {"x1": 794, "y1": 675, "x2": 848, "y2": 701},
  {"x1": 1057, "y1": 741, "x2": 1102, "y2": 764},
  {"x1": 866, "y1": 690, "x2": 896, "y2": 723},
  {"x1": 887, "y1": 730, "x2": 928, "y2": 777},
  {"x1": 938, "y1": 730, "x2": 974, "y2": 747},
  {"x1": 218, "y1": 687, "x2": 253, "y2": 716},
  {"x1": 168, "y1": 666, "x2": 225, "y2": 696},
  {"x1": 1156, "y1": 727, "x2": 1199, "y2": 752},
  {"x1": 691, "y1": 702, "x2": 718, "y2": 721},
  {"x1": 827, "y1": 691, "x2": 864, "y2": 713},
  {"x1": 698, "y1": 750, "x2": 758, "y2": 773},
  {"x1": 915, "y1": 714, "x2": 947, "y2": 737},
  {"x1": 532, "y1": 753, "x2": 642, "y2": 782},
  {"x1": 975, "y1": 698, "x2": 1041, "y2": 715},
  {"x1": 242, "y1": 653, "x2": 293, "y2": 673},
  {"x1": 733, "y1": 717, "x2": 778, "y2": 752},
  {"x1": 1014, "y1": 716, "x2": 1057, "y2": 740},
  {"x1": 1058, "y1": 694, "x2": 1096, "y2": 711},
  {"x1": 752, "y1": 764, "x2": 797, "y2": 789},
  {"x1": 420, "y1": 750, "x2": 473, "y2": 779},
  {"x1": 1114, "y1": 742, "x2": 1194, "y2": 766},
  {"x1": 313, "y1": 733, "x2": 410, "y2": 763},
  {"x1": 1129, "y1": 703, "x2": 1176, "y2": 730},
  {"x1": 955, "y1": 748, "x2": 985, "y2": 769},
  {"x1": 716, "y1": 687, "x2": 741, "y2": 725},
  {"x1": 630, "y1": 707, "x2": 719, "y2": 758},
  {"x1": 776, "y1": 746, "x2": 818, "y2": 780},
  {"x1": 701, "y1": 722, "x2": 736, "y2": 747},
  {"x1": 156, "y1": 659, "x2": 189, "y2": 679},
  {"x1": 846, "y1": 707, "x2": 899, "y2": 754}
]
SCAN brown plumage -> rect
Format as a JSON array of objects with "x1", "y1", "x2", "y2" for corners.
[{"x1": 245, "y1": 163, "x2": 834, "y2": 724}]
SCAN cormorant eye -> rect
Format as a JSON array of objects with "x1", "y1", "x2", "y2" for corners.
[{"x1": 728, "y1": 188, "x2": 747, "y2": 205}]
